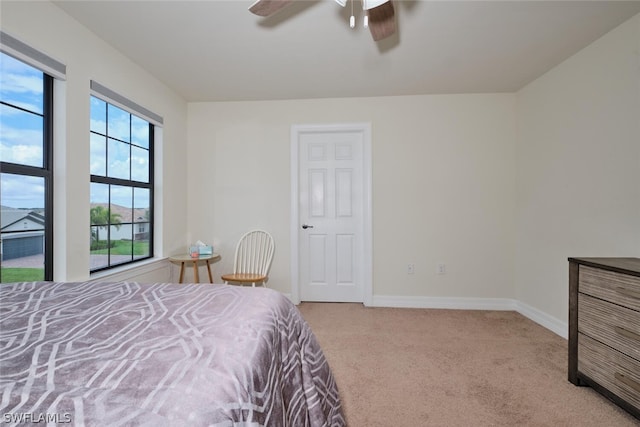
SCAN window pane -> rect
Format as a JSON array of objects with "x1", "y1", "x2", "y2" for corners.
[
  {"x1": 90, "y1": 183, "x2": 109, "y2": 210},
  {"x1": 110, "y1": 223, "x2": 133, "y2": 265},
  {"x1": 133, "y1": 188, "x2": 150, "y2": 258},
  {"x1": 111, "y1": 185, "x2": 132, "y2": 212},
  {"x1": 89, "y1": 225, "x2": 109, "y2": 270},
  {"x1": 0, "y1": 52, "x2": 44, "y2": 114},
  {"x1": 109, "y1": 185, "x2": 133, "y2": 249},
  {"x1": 0, "y1": 104, "x2": 44, "y2": 167},
  {"x1": 1, "y1": 173, "x2": 45, "y2": 209},
  {"x1": 131, "y1": 116, "x2": 149, "y2": 149},
  {"x1": 89, "y1": 182, "x2": 109, "y2": 268},
  {"x1": 1, "y1": 173, "x2": 46, "y2": 282},
  {"x1": 90, "y1": 96, "x2": 106, "y2": 134},
  {"x1": 107, "y1": 104, "x2": 130, "y2": 142},
  {"x1": 133, "y1": 188, "x2": 150, "y2": 213},
  {"x1": 89, "y1": 203, "x2": 111, "y2": 227},
  {"x1": 133, "y1": 223, "x2": 150, "y2": 260},
  {"x1": 90, "y1": 133, "x2": 106, "y2": 176},
  {"x1": 131, "y1": 146, "x2": 149, "y2": 182},
  {"x1": 107, "y1": 138, "x2": 130, "y2": 180},
  {"x1": 110, "y1": 186, "x2": 132, "y2": 263}
]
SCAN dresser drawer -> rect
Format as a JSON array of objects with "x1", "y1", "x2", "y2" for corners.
[
  {"x1": 578, "y1": 293, "x2": 640, "y2": 361},
  {"x1": 578, "y1": 334, "x2": 640, "y2": 410},
  {"x1": 580, "y1": 265, "x2": 640, "y2": 311}
]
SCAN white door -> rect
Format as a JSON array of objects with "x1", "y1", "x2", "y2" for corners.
[{"x1": 292, "y1": 124, "x2": 372, "y2": 303}]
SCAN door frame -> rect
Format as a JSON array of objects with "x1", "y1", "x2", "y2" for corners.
[{"x1": 290, "y1": 122, "x2": 373, "y2": 305}]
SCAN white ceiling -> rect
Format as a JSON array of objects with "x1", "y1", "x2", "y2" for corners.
[{"x1": 53, "y1": 0, "x2": 640, "y2": 102}]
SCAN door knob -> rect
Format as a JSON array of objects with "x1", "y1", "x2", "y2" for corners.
[{"x1": 302, "y1": 224, "x2": 314, "y2": 229}]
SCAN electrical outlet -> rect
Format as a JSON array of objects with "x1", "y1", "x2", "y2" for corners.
[
  {"x1": 437, "y1": 263, "x2": 446, "y2": 275},
  {"x1": 407, "y1": 263, "x2": 415, "y2": 275}
]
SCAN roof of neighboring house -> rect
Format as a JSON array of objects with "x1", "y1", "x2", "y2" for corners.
[
  {"x1": 90, "y1": 203, "x2": 148, "y2": 224},
  {"x1": 2, "y1": 204, "x2": 147, "y2": 231},
  {"x1": 1, "y1": 209, "x2": 45, "y2": 230}
]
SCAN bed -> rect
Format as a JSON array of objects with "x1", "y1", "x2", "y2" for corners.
[{"x1": 0, "y1": 281, "x2": 345, "y2": 426}]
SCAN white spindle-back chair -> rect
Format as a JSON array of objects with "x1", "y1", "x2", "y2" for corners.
[{"x1": 221, "y1": 230, "x2": 275, "y2": 287}]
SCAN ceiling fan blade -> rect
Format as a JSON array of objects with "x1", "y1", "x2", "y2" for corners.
[
  {"x1": 248, "y1": 0, "x2": 292, "y2": 17},
  {"x1": 362, "y1": 0, "x2": 390, "y2": 10},
  {"x1": 368, "y1": 1, "x2": 396, "y2": 41}
]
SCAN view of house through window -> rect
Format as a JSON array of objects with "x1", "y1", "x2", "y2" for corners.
[
  {"x1": 0, "y1": 51, "x2": 53, "y2": 283},
  {"x1": 90, "y1": 95, "x2": 153, "y2": 272}
]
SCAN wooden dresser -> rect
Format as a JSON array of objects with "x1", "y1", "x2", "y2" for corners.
[{"x1": 568, "y1": 257, "x2": 640, "y2": 419}]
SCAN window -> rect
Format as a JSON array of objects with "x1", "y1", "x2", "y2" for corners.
[
  {"x1": 89, "y1": 93, "x2": 154, "y2": 272},
  {"x1": 0, "y1": 51, "x2": 53, "y2": 283}
]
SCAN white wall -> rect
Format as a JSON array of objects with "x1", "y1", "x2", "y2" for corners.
[
  {"x1": 188, "y1": 94, "x2": 517, "y2": 299},
  {"x1": 1, "y1": 1, "x2": 189, "y2": 282},
  {"x1": 189, "y1": 12, "x2": 640, "y2": 334},
  {"x1": 5, "y1": 1, "x2": 637, "y2": 336},
  {"x1": 515, "y1": 14, "x2": 640, "y2": 323}
]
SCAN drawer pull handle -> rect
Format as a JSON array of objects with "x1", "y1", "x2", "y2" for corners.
[
  {"x1": 616, "y1": 286, "x2": 640, "y2": 300},
  {"x1": 615, "y1": 372, "x2": 640, "y2": 394},
  {"x1": 614, "y1": 326, "x2": 640, "y2": 342}
]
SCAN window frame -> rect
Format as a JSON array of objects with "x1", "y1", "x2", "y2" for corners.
[
  {"x1": 0, "y1": 62, "x2": 54, "y2": 281},
  {"x1": 89, "y1": 94, "x2": 155, "y2": 273}
]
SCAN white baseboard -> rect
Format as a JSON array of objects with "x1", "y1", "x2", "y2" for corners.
[
  {"x1": 371, "y1": 295, "x2": 517, "y2": 310},
  {"x1": 515, "y1": 300, "x2": 568, "y2": 339},
  {"x1": 369, "y1": 294, "x2": 568, "y2": 339}
]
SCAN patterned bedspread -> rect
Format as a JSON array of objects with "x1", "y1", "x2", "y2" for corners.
[{"x1": 0, "y1": 281, "x2": 344, "y2": 426}]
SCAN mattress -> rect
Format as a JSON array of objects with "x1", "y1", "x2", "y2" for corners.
[{"x1": 0, "y1": 281, "x2": 344, "y2": 426}]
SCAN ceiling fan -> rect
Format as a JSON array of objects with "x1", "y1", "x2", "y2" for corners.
[{"x1": 248, "y1": 0, "x2": 396, "y2": 41}]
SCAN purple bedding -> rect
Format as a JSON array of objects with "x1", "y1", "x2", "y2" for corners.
[{"x1": 0, "y1": 281, "x2": 344, "y2": 426}]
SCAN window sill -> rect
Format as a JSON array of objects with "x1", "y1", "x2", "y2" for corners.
[{"x1": 88, "y1": 257, "x2": 169, "y2": 283}]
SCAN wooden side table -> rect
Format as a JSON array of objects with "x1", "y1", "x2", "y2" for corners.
[{"x1": 169, "y1": 253, "x2": 221, "y2": 283}]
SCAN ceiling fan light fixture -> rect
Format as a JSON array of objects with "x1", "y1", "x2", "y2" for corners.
[{"x1": 334, "y1": 0, "x2": 347, "y2": 7}]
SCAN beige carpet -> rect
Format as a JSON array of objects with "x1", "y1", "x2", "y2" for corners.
[{"x1": 298, "y1": 303, "x2": 639, "y2": 427}]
